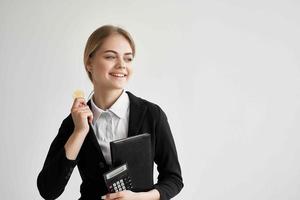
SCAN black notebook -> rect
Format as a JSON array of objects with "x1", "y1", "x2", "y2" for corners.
[{"x1": 110, "y1": 133, "x2": 153, "y2": 192}]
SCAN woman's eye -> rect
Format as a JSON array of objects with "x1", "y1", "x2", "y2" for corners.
[
  {"x1": 105, "y1": 56, "x2": 115, "y2": 59},
  {"x1": 125, "y1": 57, "x2": 133, "y2": 62}
]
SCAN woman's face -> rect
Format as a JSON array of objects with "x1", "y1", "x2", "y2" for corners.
[{"x1": 88, "y1": 34, "x2": 133, "y2": 91}]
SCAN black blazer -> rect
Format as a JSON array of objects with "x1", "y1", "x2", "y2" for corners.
[{"x1": 37, "y1": 91, "x2": 183, "y2": 200}]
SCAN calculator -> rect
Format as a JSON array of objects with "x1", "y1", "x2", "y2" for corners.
[{"x1": 103, "y1": 163, "x2": 133, "y2": 193}]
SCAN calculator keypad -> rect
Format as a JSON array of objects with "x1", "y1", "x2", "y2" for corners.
[
  {"x1": 104, "y1": 163, "x2": 133, "y2": 193},
  {"x1": 108, "y1": 177, "x2": 132, "y2": 192}
]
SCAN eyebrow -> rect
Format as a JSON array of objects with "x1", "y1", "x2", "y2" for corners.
[{"x1": 103, "y1": 50, "x2": 133, "y2": 56}]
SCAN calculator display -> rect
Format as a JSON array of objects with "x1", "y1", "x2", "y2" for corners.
[
  {"x1": 103, "y1": 163, "x2": 133, "y2": 193},
  {"x1": 105, "y1": 164, "x2": 127, "y2": 179}
]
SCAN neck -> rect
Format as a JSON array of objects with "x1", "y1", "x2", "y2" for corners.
[{"x1": 92, "y1": 87, "x2": 124, "y2": 110}]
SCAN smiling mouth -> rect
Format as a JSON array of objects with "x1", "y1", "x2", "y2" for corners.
[{"x1": 109, "y1": 73, "x2": 127, "y2": 78}]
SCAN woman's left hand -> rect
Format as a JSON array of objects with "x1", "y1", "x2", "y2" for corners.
[{"x1": 102, "y1": 190, "x2": 140, "y2": 200}]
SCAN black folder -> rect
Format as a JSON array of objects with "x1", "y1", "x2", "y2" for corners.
[{"x1": 110, "y1": 133, "x2": 153, "y2": 192}]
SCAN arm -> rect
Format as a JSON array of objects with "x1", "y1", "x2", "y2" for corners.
[
  {"x1": 37, "y1": 117, "x2": 79, "y2": 199},
  {"x1": 153, "y1": 107, "x2": 184, "y2": 200},
  {"x1": 102, "y1": 189, "x2": 160, "y2": 200},
  {"x1": 37, "y1": 98, "x2": 92, "y2": 199}
]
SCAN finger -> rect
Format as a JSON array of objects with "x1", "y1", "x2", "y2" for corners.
[
  {"x1": 79, "y1": 110, "x2": 94, "y2": 122},
  {"x1": 78, "y1": 110, "x2": 92, "y2": 116},
  {"x1": 71, "y1": 102, "x2": 88, "y2": 112},
  {"x1": 76, "y1": 106, "x2": 91, "y2": 112},
  {"x1": 72, "y1": 97, "x2": 86, "y2": 109},
  {"x1": 71, "y1": 100, "x2": 85, "y2": 112},
  {"x1": 107, "y1": 192, "x2": 122, "y2": 199},
  {"x1": 71, "y1": 107, "x2": 87, "y2": 113},
  {"x1": 80, "y1": 110, "x2": 93, "y2": 124},
  {"x1": 87, "y1": 113, "x2": 93, "y2": 124}
]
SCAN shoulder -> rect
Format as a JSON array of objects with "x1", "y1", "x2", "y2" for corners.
[
  {"x1": 126, "y1": 91, "x2": 166, "y2": 118},
  {"x1": 62, "y1": 112, "x2": 73, "y2": 125},
  {"x1": 59, "y1": 112, "x2": 74, "y2": 134}
]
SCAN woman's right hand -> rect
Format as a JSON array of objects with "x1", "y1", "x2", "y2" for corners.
[{"x1": 71, "y1": 97, "x2": 93, "y2": 134}]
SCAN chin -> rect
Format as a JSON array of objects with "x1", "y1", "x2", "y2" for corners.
[{"x1": 110, "y1": 84, "x2": 126, "y2": 90}]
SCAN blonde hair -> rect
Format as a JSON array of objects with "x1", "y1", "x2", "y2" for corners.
[{"x1": 83, "y1": 25, "x2": 136, "y2": 83}]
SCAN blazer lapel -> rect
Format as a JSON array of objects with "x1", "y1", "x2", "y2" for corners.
[
  {"x1": 86, "y1": 100, "x2": 106, "y2": 162},
  {"x1": 126, "y1": 91, "x2": 148, "y2": 137}
]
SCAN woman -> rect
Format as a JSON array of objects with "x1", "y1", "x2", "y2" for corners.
[{"x1": 37, "y1": 25, "x2": 183, "y2": 200}]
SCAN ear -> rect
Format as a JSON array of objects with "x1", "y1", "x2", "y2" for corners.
[
  {"x1": 86, "y1": 58, "x2": 95, "y2": 72},
  {"x1": 86, "y1": 64, "x2": 93, "y2": 72}
]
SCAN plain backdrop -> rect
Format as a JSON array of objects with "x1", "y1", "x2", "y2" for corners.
[{"x1": 0, "y1": 0, "x2": 300, "y2": 199}]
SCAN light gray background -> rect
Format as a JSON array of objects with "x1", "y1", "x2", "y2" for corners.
[{"x1": 1, "y1": 0, "x2": 300, "y2": 199}]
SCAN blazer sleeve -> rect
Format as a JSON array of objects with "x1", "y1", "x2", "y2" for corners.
[
  {"x1": 37, "y1": 116, "x2": 78, "y2": 200},
  {"x1": 153, "y1": 107, "x2": 184, "y2": 200}
]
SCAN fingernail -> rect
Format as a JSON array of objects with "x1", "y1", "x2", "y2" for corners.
[{"x1": 101, "y1": 195, "x2": 106, "y2": 199}]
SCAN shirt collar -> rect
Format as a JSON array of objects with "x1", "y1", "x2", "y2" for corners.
[
  {"x1": 109, "y1": 90, "x2": 130, "y2": 119},
  {"x1": 90, "y1": 90, "x2": 129, "y2": 123}
]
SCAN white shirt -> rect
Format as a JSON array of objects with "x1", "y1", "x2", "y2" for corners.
[{"x1": 90, "y1": 90, "x2": 130, "y2": 165}]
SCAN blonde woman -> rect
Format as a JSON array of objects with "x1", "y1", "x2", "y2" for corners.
[{"x1": 37, "y1": 25, "x2": 183, "y2": 200}]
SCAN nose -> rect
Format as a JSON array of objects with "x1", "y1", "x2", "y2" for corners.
[{"x1": 117, "y1": 59, "x2": 126, "y2": 69}]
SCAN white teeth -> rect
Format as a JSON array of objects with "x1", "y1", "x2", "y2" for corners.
[{"x1": 110, "y1": 73, "x2": 125, "y2": 77}]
